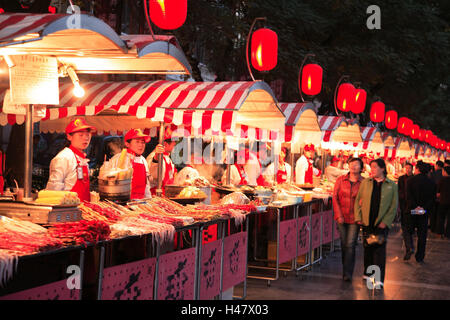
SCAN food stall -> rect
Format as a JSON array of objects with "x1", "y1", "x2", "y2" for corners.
[{"x1": 0, "y1": 13, "x2": 261, "y2": 301}]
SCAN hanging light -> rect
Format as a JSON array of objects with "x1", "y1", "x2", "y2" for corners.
[
  {"x1": 397, "y1": 117, "x2": 411, "y2": 135},
  {"x1": 446, "y1": 142, "x2": 450, "y2": 153},
  {"x1": 385, "y1": 110, "x2": 398, "y2": 130},
  {"x1": 410, "y1": 124, "x2": 420, "y2": 140},
  {"x1": 418, "y1": 129, "x2": 426, "y2": 141},
  {"x1": 301, "y1": 63, "x2": 323, "y2": 96},
  {"x1": 251, "y1": 28, "x2": 278, "y2": 72},
  {"x1": 149, "y1": 0, "x2": 187, "y2": 30},
  {"x1": 370, "y1": 101, "x2": 385, "y2": 123},
  {"x1": 66, "y1": 66, "x2": 85, "y2": 98},
  {"x1": 351, "y1": 88, "x2": 367, "y2": 114},
  {"x1": 336, "y1": 83, "x2": 355, "y2": 112}
]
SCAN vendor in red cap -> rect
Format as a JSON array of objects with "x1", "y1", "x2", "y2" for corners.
[
  {"x1": 46, "y1": 118, "x2": 95, "y2": 202},
  {"x1": 325, "y1": 155, "x2": 348, "y2": 183},
  {"x1": 146, "y1": 126, "x2": 178, "y2": 195},
  {"x1": 262, "y1": 146, "x2": 292, "y2": 185},
  {"x1": 110, "y1": 128, "x2": 151, "y2": 199},
  {"x1": 295, "y1": 143, "x2": 321, "y2": 185}
]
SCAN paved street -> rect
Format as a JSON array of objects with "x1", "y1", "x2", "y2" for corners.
[{"x1": 240, "y1": 224, "x2": 450, "y2": 300}]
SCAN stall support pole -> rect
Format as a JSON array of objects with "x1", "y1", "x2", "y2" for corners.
[
  {"x1": 156, "y1": 123, "x2": 164, "y2": 197},
  {"x1": 23, "y1": 104, "x2": 33, "y2": 201},
  {"x1": 96, "y1": 246, "x2": 105, "y2": 300},
  {"x1": 79, "y1": 249, "x2": 85, "y2": 301},
  {"x1": 290, "y1": 152, "x2": 295, "y2": 183},
  {"x1": 226, "y1": 145, "x2": 231, "y2": 186}
]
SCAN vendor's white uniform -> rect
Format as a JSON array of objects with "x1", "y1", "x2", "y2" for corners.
[
  {"x1": 263, "y1": 162, "x2": 292, "y2": 185},
  {"x1": 109, "y1": 151, "x2": 151, "y2": 198},
  {"x1": 47, "y1": 147, "x2": 89, "y2": 192},
  {"x1": 221, "y1": 165, "x2": 248, "y2": 186},
  {"x1": 146, "y1": 151, "x2": 176, "y2": 191},
  {"x1": 295, "y1": 155, "x2": 319, "y2": 185},
  {"x1": 324, "y1": 165, "x2": 348, "y2": 183},
  {"x1": 174, "y1": 165, "x2": 200, "y2": 185}
]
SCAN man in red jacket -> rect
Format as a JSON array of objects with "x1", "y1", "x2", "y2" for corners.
[{"x1": 333, "y1": 157, "x2": 364, "y2": 281}]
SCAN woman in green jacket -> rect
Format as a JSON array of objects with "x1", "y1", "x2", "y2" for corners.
[{"x1": 354, "y1": 158, "x2": 398, "y2": 289}]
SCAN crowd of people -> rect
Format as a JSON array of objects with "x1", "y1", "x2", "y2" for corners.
[{"x1": 332, "y1": 156, "x2": 450, "y2": 289}]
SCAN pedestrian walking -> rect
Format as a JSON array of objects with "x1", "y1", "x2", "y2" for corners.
[
  {"x1": 406, "y1": 162, "x2": 436, "y2": 263},
  {"x1": 354, "y1": 158, "x2": 398, "y2": 289},
  {"x1": 437, "y1": 166, "x2": 450, "y2": 239},
  {"x1": 398, "y1": 163, "x2": 415, "y2": 260},
  {"x1": 332, "y1": 157, "x2": 363, "y2": 282}
]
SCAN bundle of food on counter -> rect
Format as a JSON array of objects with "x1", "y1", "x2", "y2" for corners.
[
  {"x1": 126, "y1": 203, "x2": 194, "y2": 226},
  {"x1": 0, "y1": 249, "x2": 17, "y2": 287},
  {"x1": 176, "y1": 186, "x2": 207, "y2": 199},
  {"x1": 149, "y1": 197, "x2": 221, "y2": 222},
  {"x1": 276, "y1": 183, "x2": 304, "y2": 193},
  {"x1": 295, "y1": 183, "x2": 315, "y2": 189},
  {"x1": 239, "y1": 185, "x2": 255, "y2": 193},
  {"x1": 220, "y1": 192, "x2": 250, "y2": 205},
  {"x1": 90, "y1": 191, "x2": 100, "y2": 202},
  {"x1": 47, "y1": 220, "x2": 111, "y2": 246},
  {"x1": 99, "y1": 149, "x2": 133, "y2": 181},
  {"x1": 34, "y1": 190, "x2": 80, "y2": 206},
  {"x1": 181, "y1": 176, "x2": 210, "y2": 187},
  {"x1": 0, "y1": 230, "x2": 63, "y2": 255},
  {"x1": 0, "y1": 216, "x2": 48, "y2": 234},
  {"x1": 110, "y1": 215, "x2": 175, "y2": 243},
  {"x1": 79, "y1": 202, "x2": 123, "y2": 223}
]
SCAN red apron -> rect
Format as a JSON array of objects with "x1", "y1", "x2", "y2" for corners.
[
  {"x1": 151, "y1": 153, "x2": 176, "y2": 195},
  {"x1": 276, "y1": 164, "x2": 288, "y2": 184},
  {"x1": 69, "y1": 146, "x2": 90, "y2": 202},
  {"x1": 235, "y1": 164, "x2": 249, "y2": 185},
  {"x1": 305, "y1": 159, "x2": 314, "y2": 184},
  {"x1": 128, "y1": 150, "x2": 147, "y2": 199}
]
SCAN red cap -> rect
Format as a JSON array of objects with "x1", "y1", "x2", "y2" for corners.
[
  {"x1": 360, "y1": 153, "x2": 367, "y2": 158},
  {"x1": 65, "y1": 118, "x2": 95, "y2": 135},
  {"x1": 331, "y1": 156, "x2": 339, "y2": 163},
  {"x1": 124, "y1": 128, "x2": 150, "y2": 143},
  {"x1": 304, "y1": 143, "x2": 315, "y2": 152}
]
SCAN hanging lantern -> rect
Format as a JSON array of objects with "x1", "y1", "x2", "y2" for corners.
[
  {"x1": 351, "y1": 88, "x2": 367, "y2": 114},
  {"x1": 410, "y1": 124, "x2": 420, "y2": 140},
  {"x1": 251, "y1": 28, "x2": 278, "y2": 72},
  {"x1": 440, "y1": 139, "x2": 445, "y2": 150},
  {"x1": 425, "y1": 130, "x2": 432, "y2": 142},
  {"x1": 370, "y1": 101, "x2": 385, "y2": 123},
  {"x1": 385, "y1": 110, "x2": 398, "y2": 130},
  {"x1": 418, "y1": 129, "x2": 425, "y2": 141},
  {"x1": 397, "y1": 117, "x2": 411, "y2": 135},
  {"x1": 301, "y1": 64, "x2": 323, "y2": 96},
  {"x1": 149, "y1": 0, "x2": 187, "y2": 30},
  {"x1": 336, "y1": 83, "x2": 355, "y2": 112},
  {"x1": 446, "y1": 142, "x2": 450, "y2": 153}
]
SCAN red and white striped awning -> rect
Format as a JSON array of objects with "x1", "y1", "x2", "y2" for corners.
[
  {"x1": 357, "y1": 126, "x2": 384, "y2": 151},
  {"x1": 1, "y1": 80, "x2": 285, "y2": 140},
  {"x1": 279, "y1": 102, "x2": 321, "y2": 144},
  {"x1": 318, "y1": 115, "x2": 362, "y2": 144}
]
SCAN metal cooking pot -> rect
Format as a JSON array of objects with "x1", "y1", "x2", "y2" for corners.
[{"x1": 98, "y1": 179, "x2": 131, "y2": 201}]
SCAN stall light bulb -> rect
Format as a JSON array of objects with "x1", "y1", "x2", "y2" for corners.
[{"x1": 73, "y1": 82, "x2": 85, "y2": 98}]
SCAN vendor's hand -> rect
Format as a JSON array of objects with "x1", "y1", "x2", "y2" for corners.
[
  {"x1": 378, "y1": 222, "x2": 387, "y2": 229},
  {"x1": 154, "y1": 144, "x2": 164, "y2": 155},
  {"x1": 337, "y1": 217, "x2": 344, "y2": 224}
]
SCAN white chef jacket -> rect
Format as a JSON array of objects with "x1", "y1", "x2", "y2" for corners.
[
  {"x1": 324, "y1": 165, "x2": 348, "y2": 183},
  {"x1": 146, "y1": 151, "x2": 176, "y2": 188},
  {"x1": 47, "y1": 147, "x2": 90, "y2": 191},
  {"x1": 295, "y1": 155, "x2": 319, "y2": 185},
  {"x1": 263, "y1": 162, "x2": 292, "y2": 185},
  {"x1": 243, "y1": 151, "x2": 262, "y2": 186},
  {"x1": 221, "y1": 165, "x2": 247, "y2": 186},
  {"x1": 109, "y1": 151, "x2": 151, "y2": 198}
]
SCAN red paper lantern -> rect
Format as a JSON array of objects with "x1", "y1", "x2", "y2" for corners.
[
  {"x1": 351, "y1": 89, "x2": 367, "y2": 114},
  {"x1": 397, "y1": 117, "x2": 412, "y2": 135},
  {"x1": 440, "y1": 140, "x2": 445, "y2": 150},
  {"x1": 425, "y1": 130, "x2": 432, "y2": 142},
  {"x1": 385, "y1": 110, "x2": 398, "y2": 130},
  {"x1": 149, "y1": 0, "x2": 187, "y2": 30},
  {"x1": 410, "y1": 124, "x2": 420, "y2": 140},
  {"x1": 301, "y1": 64, "x2": 323, "y2": 96},
  {"x1": 446, "y1": 142, "x2": 450, "y2": 153},
  {"x1": 336, "y1": 83, "x2": 355, "y2": 112},
  {"x1": 418, "y1": 129, "x2": 425, "y2": 141},
  {"x1": 370, "y1": 101, "x2": 385, "y2": 123},
  {"x1": 251, "y1": 28, "x2": 278, "y2": 72}
]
